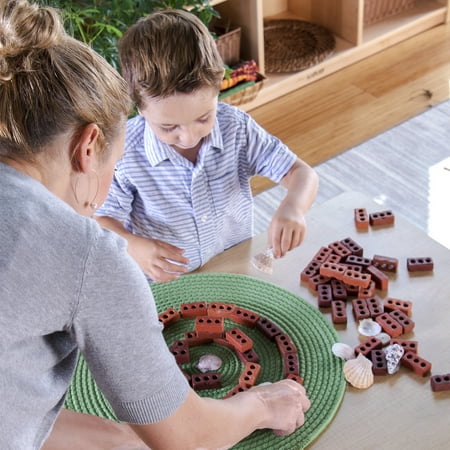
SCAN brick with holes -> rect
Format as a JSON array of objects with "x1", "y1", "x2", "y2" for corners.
[
  {"x1": 283, "y1": 353, "x2": 300, "y2": 376},
  {"x1": 207, "y1": 302, "x2": 235, "y2": 318},
  {"x1": 389, "y1": 310, "x2": 415, "y2": 334},
  {"x1": 319, "y1": 261, "x2": 347, "y2": 280},
  {"x1": 384, "y1": 297, "x2": 413, "y2": 316},
  {"x1": 317, "y1": 283, "x2": 333, "y2": 308},
  {"x1": 184, "y1": 331, "x2": 213, "y2": 347},
  {"x1": 401, "y1": 351, "x2": 432, "y2": 376},
  {"x1": 239, "y1": 362, "x2": 261, "y2": 387},
  {"x1": 229, "y1": 307, "x2": 260, "y2": 328},
  {"x1": 158, "y1": 307, "x2": 181, "y2": 328},
  {"x1": 352, "y1": 298, "x2": 371, "y2": 320},
  {"x1": 287, "y1": 373, "x2": 304, "y2": 385},
  {"x1": 331, "y1": 300, "x2": 347, "y2": 324},
  {"x1": 407, "y1": 257, "x2": 434, "y2": 272},
  {"x1": 343, "y1": 268, "x2": 371, "y2": 288},
  {"x1": 375, "y1": 313, "x2": 403, "y2": 338},
  {"x1": 191, "y1": 372, "x2": 222, "y2": 390},
  {"x1": 341, "y1": 237, "x2": 364, "y2": 256},
  {"x1": 354, "y1": 336, "x2": 383, "y2": 357},
  {"x1": 371, "y1": 349, "x2": 388, "y2": 375},
  {"x1": 366, "y1": 296, "x2": 384, "y2": 317},
  {"x1": 430, "y1": 374, "x2": 450, "y2": 392},
  {"x1": 275, "y1": 333, "x2": 297, "y2": 356},
  {"x1": 366, "y1": 265, "x2": 389, "y2": 291},
  {"x1": 180, "y1": 301, "x2": 207, "y2": 318},
  {"x1": 225, "y1": 328, "x2": 253, "y2": 353},
  {"x1": 312, "y1": 246, "x2": 334, "y2": 263},
  {"x1": 389, "y1": 338, "x2": 418, "y2": 354},
  {"x1": 354, "y1": 208, "x2": 370, "y2": 231},
  {"x1": 256, "y1": 317, "x2": 282, "y2": 341},
  {"x1": 222, "y1": 384, "x2": 249, "y2": 399},
  {"x1": 372, "y1": 254, "x2": 398, "y2": 273},
  {"x1": 358, "y1": 281, "x2": 376, "y2": 299},
  {"x1": 300, "y1": 260, "x2": 321, "y2": 282},
  {"x1": 328, "y1": 241, "x2": 352, "y2": 258},
  {"x1": 369, "y1": 210, "x2": 395, "y2": 226},
  {"x1": 169, "y1": 339, "x2": 190, "y2": 364},
  {"x1": 331, "y1": 279, "x2": 347, "y2": 300},
  {"x1": 195, "y1": 316, "x2": 225, "y2": 338}
]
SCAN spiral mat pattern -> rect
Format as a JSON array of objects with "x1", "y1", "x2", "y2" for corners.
[{"x1": 65, "y1": 273, "x2": 345, "y2": 449}]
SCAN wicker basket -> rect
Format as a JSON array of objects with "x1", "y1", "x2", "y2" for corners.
[
  {"x1": 364, "y1": 0, "x2": 416, "y2": 25},
  {"x1": 215, "y1": 25, "x2": 241, "y2": 65},
  {"x1": 219, "y1": 73, "x2": 265, "y2": 107}
]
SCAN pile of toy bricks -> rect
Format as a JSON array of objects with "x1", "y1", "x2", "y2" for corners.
[
  {"x1": 158, "y1": 301, "x2": 303, "y2": 397},
  {"x1": 299, "y1": 208, "x2": 449, "y2": 390}
]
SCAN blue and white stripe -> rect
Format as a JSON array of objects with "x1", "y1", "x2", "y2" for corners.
[{"x1": 97, "y1": 102, "x2": 296, "y2": 272}]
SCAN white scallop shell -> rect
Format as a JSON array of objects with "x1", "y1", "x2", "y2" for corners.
[
  {"x1": 196, "y1": 354, "x2": 222, "y2": 373},
  {"x1": 375, "y1": 332, "x2": 391, "y2": 345},
  {"x1": 383, "y1": 343, "x2": 404, "y2": 374},
  {"x1": 332, "y1": 342, "x2": 355, "y2": 361},
  {"x1": 343, "y1": 353, "x2": 374, "y2": 389},
  {"x1": 358, "y1": 318, "x2": 382, "y2": 337}
]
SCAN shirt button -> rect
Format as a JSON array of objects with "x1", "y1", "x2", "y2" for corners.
[{"x1": 201, "y1": 215, "x2": 208, "y2": 223}]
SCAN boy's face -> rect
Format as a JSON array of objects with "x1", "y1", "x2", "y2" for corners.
[{"x1": 139, "y1": 86, "x2": 218, "y2": 155}]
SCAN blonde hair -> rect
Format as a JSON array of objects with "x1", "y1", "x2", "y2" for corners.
[
  {"x1": 0, "y1": 0, "x2": 131, "y2": 163},
  {"x1": 119, "y1": 9, "x2": 224, "y2": 109}
]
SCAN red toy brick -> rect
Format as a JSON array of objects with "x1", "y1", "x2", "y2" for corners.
[
  {"x1": 319, "y1": 261, "x2": 346, "y2": 280},
  {"x1": 184, "y1": 331, "x2": 213, "y2": 347},
  {"x1": 308, "y1": 273, "x2": 331, "y2": 291},
  {"x1": 195, "y1": 316, "x2": 225, "y2": 338},
  {"x1": 371, "y1": 254, "x2": 398, "y2": 273},
  {"x1": 300, "y1": 260, "x2": 321, "y2": 282},
  {"x1": 191, "y1": 372, "x2": 221, "y2": 390},
  {"x1": 345, "y1": 254, "x2": 371, "y2": 267},
  {"x1": 180, "y1": 301, "x2": 207, "y2": 318},
  {"x1": 354, "y1": 208, "x2": 370, "y2": 231},
  {"x1": 223, "y1": 383, "x2": 249, "y2": 398},
  {"x1": 326, "y1": 253, "x2": 342, "y2": 264},
  {"x1": 401, "y1": 351, "x2": 432, "y2": 376},
  {"x1": 345, "y1": 283, "x2": 360, "y2": 297},
  {"x1": 340, "y1": 237, "x2": 364, "y2": 256},
  {"x1": 317, "y1": 283, "x2": 333, "y2": 308},
  {"x1": 343, "y1": 268, "x2": 371, "y2": 288},
  {"x1": 286, "y1": 373, "x2": 304, "y2": 385},
  {"x1": 225, "y1": 328, "x2": 253, "y2": 353},
  {"x1": 328, "y1": 241, "x2": 352, "y2": 258},
  {"x1": 352, "y1": 298, "x2": 371, "y2": 320},
  {"x1": 207, "y1": 302, "x2": 236, "y2": 318},
  {"x1": 354, "y1": 336, "x2": 382, "y2": 357},
  {"x1": 389, "y1": 310, "x2": 415, "y2": 334},
  {"x1": 358, "y1": 281, "x2": 376, "y2": 298},
  {"x1": 213, "y1": 337, "x2": 235, "y2": 350},
  {"x1": 407, "y1": 257, "x2": 434, "y2": 272},
  {"x1": 239, "y1": 362, "x2": 262, "y2": 387},
  {"x1": 331, "y1": 279, "x2": 347, "y2": 300},
  {"x1": 371, "y1": 349, "x2": 388, "y2": 375},
  {"x1": 331, "y1": 300, "x2": 347, "y2": 324},
  {"x1": 229, "y1": 307, "x2": 260, "y2": 328},
  {"x1": 256, "y1": 317, "x2": 282, "y2": 341},
  {"x1": 158, "y1": 307, "x2": 181, "y2": 328},
  {"x1": 283, "y1": 352, "x2": 300, "y2": 376},
  {"x1": 169, "y1": 339, "x2": 190, "y2": 364},
  {"x1": 375, "y1": 313, "x2": 403, "y2": 338},
  {"x1": 366, "y1": 265, "x2": 389, "y2": 291},
  {"x1": 366, "y1": 295, "x2": 384, "y2": 317},
  {"x1": 430, "y1": 374, "x2": 450, "y2": 392},
  {"x1": 369, "y1": 210, "x2": 395, "y2": 226},
  {"x1": 235, "y1": 347, "x2": 260, "y2": 364},
  {"x1": 312, "y1": 246, "x2": 334, "y2": 263},
  {"x1": 384, "y1": 297, "x2": 413, "y2": 316},
  {"x1": 275, "y1": 333, "x2": 297, "y2": 356},
  {"x1": 389, "y1": 338, "x2": 418, "y2": 354}
]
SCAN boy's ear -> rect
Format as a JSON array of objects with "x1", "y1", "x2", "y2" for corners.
[{"x1": 70, "y1": 123, "x2": 100, "y2": 173}]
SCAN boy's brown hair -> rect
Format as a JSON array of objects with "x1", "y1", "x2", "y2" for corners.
[{"x1": 119, "y1": 9, "x2": 224, "y2": 109}]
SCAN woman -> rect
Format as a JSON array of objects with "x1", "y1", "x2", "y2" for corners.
[{"x1": 0, "y1": 1, "x2": 310, "y2": 448}]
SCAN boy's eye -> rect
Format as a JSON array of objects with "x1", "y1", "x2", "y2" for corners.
[
  {"x1": 198, "y1": 116, "x2": 210, "y2": 124},
  {"x1": 160, "y1": 125, "x2": 177, "y2": 133}
]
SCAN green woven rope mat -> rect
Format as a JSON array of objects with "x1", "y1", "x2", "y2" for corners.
[{"x1": 65, "y1": 273, "x2": 345, "y2": 449}]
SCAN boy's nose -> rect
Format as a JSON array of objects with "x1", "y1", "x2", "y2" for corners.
[{"x1": 178, "y1": 128, "x2": 198, "y2": 147}]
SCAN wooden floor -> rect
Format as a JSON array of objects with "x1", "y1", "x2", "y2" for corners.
[{"x1": 248, "y1": 20, "x2": 450, "y2": 195}]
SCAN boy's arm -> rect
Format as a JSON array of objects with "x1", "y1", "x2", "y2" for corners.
[
  {"x1": 95, "y1": 216, "x2": 189, "y2": 282},
  {"x1": 269, "y1": 158, "x2": 319, "y2": 258},
  {"x1": 130, "y1": 381, "x2": 310, "y2": 450}
]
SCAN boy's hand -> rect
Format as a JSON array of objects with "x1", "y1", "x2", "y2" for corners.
[
  {"x1": 268, "y1": 205, "x2": 307, "y2": 259},
  {"x1": 127, "y1": 235, "x2": 189, "y2": 282}
]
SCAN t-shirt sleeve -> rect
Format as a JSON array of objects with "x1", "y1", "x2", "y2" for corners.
[
  {"x1": 243, "y1": 111, "x2": 297, "y2": 182},
  {"x1": 95, "y1": 169, "x2": 135, "y2": 223},
  {"x1": 71, "y1": 226, "x2": 189, "y2": 424}
]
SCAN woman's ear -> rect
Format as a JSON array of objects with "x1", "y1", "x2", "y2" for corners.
[{"x1": 70, "y1": 123, "x2": 100, "y2": 173}]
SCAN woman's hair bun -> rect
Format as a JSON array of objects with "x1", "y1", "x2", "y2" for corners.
[{"x1": 0, "y1": 0, "x2": 64, "y2": 81}]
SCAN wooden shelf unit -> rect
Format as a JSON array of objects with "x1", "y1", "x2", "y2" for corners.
[{"x1": 213, "y1": 0, "x2": 450, "y2": 111}]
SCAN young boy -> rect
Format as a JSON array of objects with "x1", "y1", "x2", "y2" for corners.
[{"x1": 96, "y1": 9, "x2": 319, "y2": 283}]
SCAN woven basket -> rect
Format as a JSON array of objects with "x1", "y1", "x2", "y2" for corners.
[
  {"x1": 264, "y1": 19, "x2": 335, "y2": 73},
  {"x1": 219, "y1": 73, "x2": 265, "y2": 107},
  {"x1": 364, "y1": 0, "x2": 416, "y2": 25},
  {"x1": 215, "y1": 26, "x2": 241, "y2": 65}
]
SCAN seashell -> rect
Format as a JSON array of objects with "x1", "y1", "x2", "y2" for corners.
[
  {"x1": 343, "y1": 353, "x2": 374, "y2": 389},
  {"x1": 196, "y1": 354, "x2": 222, "y2": 373},
  {"x1": 383, "y1": 343, "x2": 404, "y2": 374},
  {"x1": 332, "y1": 342, "x2": 355, "y2": 361},
  {"x1": 358, "y1": 318, "x2": 382, "y2": 337},
  {"x1": 375, "y1": 332, "x2": 391, "y2": 345},
  {"x1": 251, "y1": 248, "x2": 274, "y2": 274}
]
